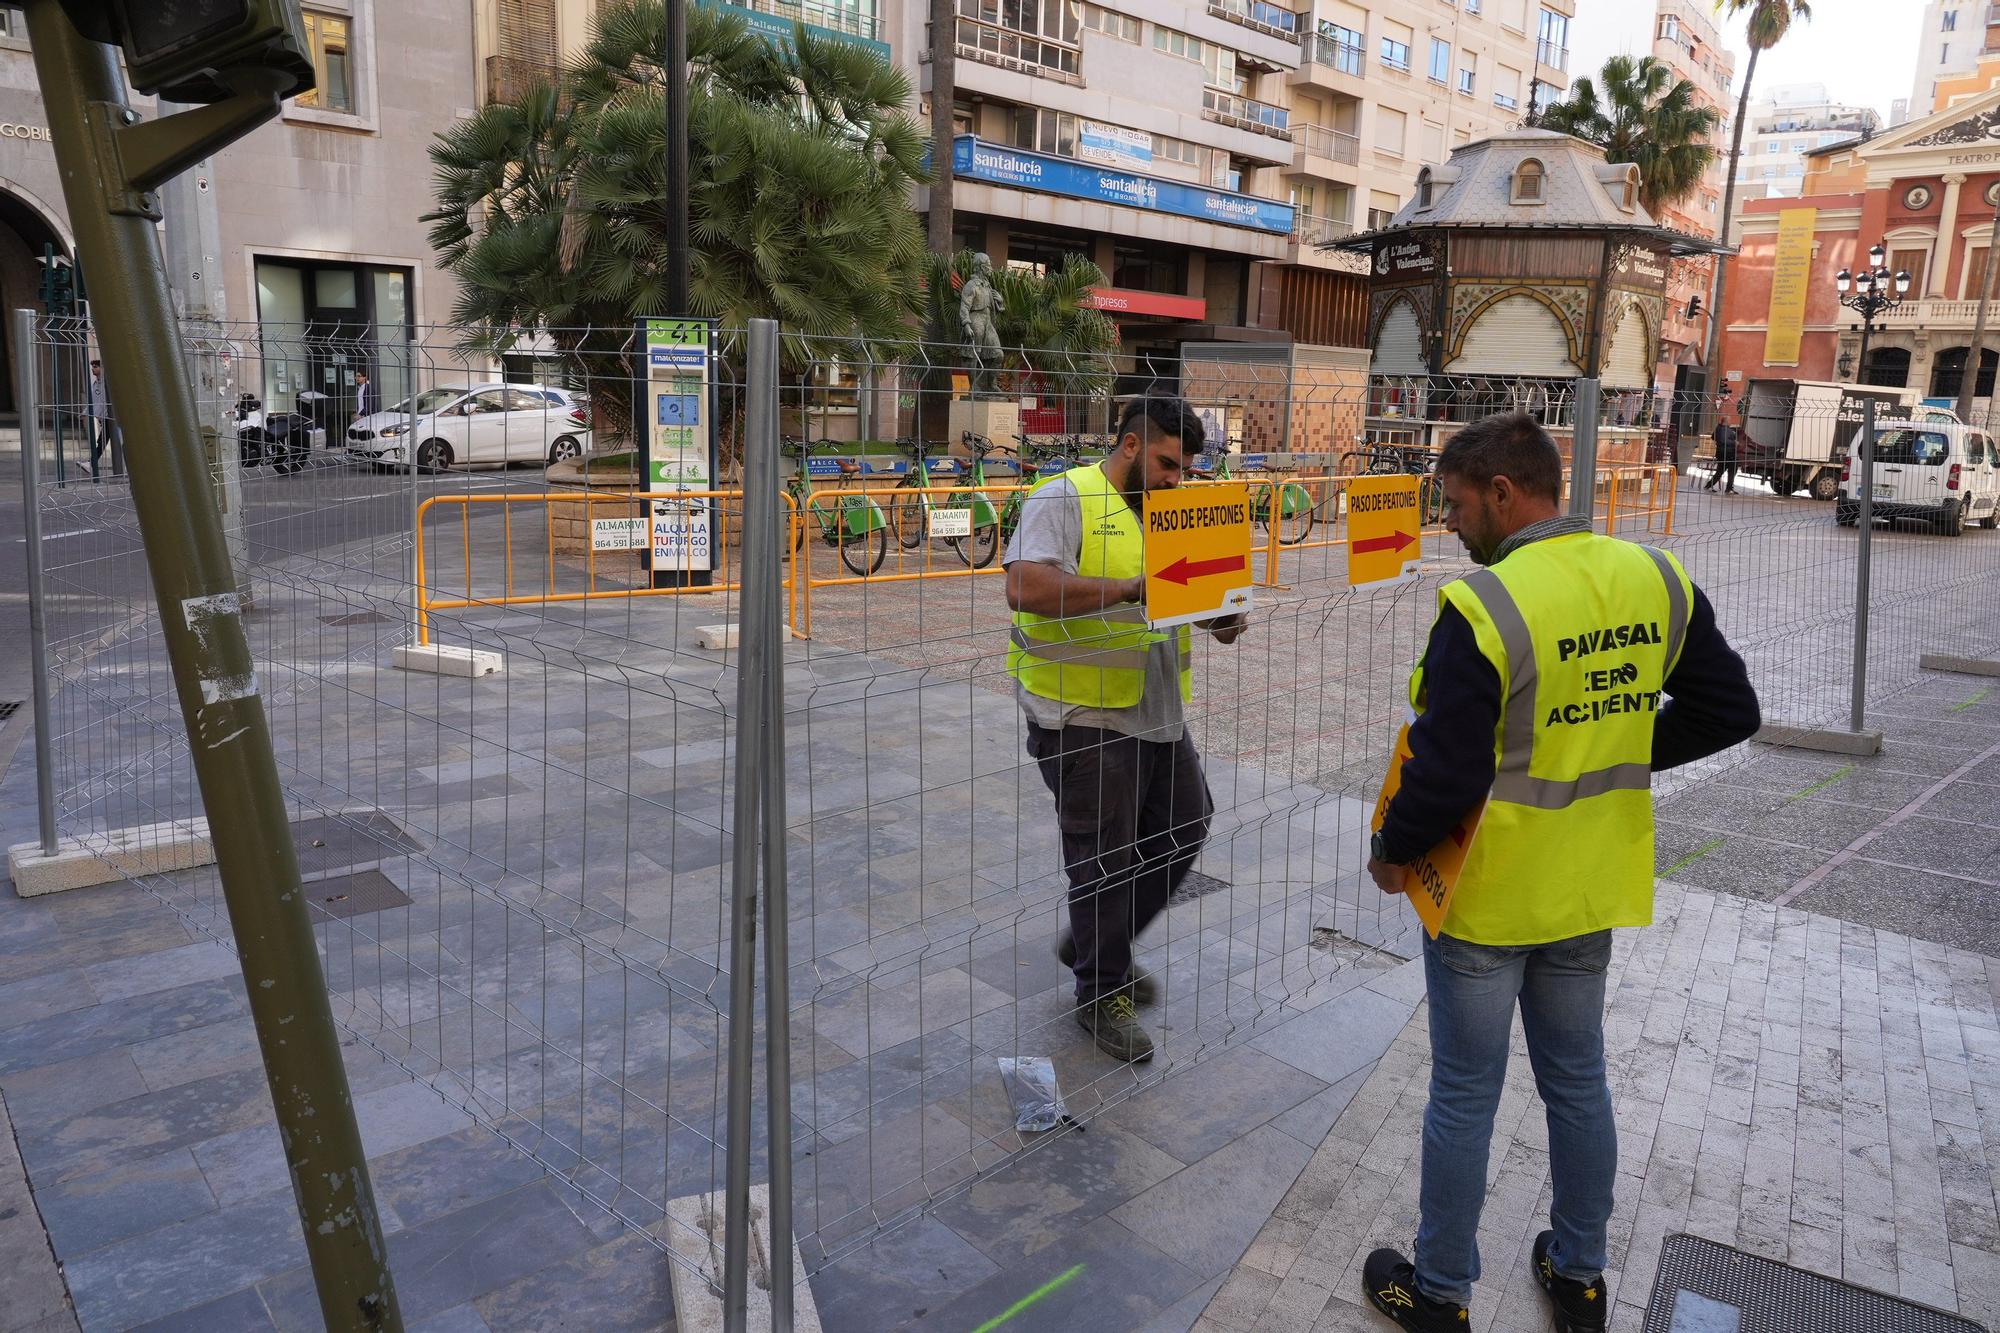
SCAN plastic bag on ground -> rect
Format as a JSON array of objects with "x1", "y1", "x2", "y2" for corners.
[{"x1": 997, "y1": 1055, "x2": 1068, "y2": 1132}]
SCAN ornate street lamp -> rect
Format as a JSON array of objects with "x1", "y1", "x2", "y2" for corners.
[{"x1": 1835, "y1": 243, "x2": 1911, "y2": 385}]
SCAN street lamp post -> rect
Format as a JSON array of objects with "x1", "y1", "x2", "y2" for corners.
[
  {"x1": 1834, "y1": 243, "x2": 1911, "y2": 387},
  {"x1": 1833, "y1": 243, "x2": 1909, "y2": 740}
]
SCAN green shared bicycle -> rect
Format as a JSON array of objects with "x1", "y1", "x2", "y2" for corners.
[
  {"x1": 1188, "y1": 450, "x2": 1319, "y2": 545},
  {"x1": 781, "y1": 437, "x2": 889, "y2": 576},
  {"x1": 887, "y1": 437, "x2": 1002, "y2": 568}
]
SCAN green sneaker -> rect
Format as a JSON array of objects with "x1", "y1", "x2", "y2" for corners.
[
  {"x1": 1075, "y1": 993, "x2": 1154, "y2": 1063},
  {"x1": 1055, "y1": 931, "x2": 1158, "y2": 1005}
]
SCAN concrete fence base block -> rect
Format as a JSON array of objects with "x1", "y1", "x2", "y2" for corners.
[
  {"x1": 662, "y1": 1183, "x2": 822, "y2": 1333},
  {"x1": 392, "y1": 644, "x2": 503, "y2": 677},
  {"x1": 1752, "y1": 723, "x2": 1884, "y2": 757},
  {"x1": 1919, "y1": 653, "x2": 2000, "y2": 678},
  {"x1": 694, "y1": 623, "x2": 796, "y2": 651},
  {"x1": 9, "y1": 816, "x2": 217, "y2": 897}
]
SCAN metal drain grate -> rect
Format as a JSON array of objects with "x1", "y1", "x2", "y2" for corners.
[
  {"x1": 318, "y1": 610, "x2": 396, "y2": 626},
  {"x1": 305, "y1": 869, "x2": 414, "y2": 922},
  {"x1": 0, "y1": 700, "x2": 20, "y2": 722},
  {"x1": 1169, "y1": 869, "x2": 1232, "y2": 905},
  {"x1": 1642, "y1": 1233, "x2": 1986, "y2": 1333}
]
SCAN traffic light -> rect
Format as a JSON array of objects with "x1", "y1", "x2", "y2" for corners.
[{"x1": 59, "y1": 0, "x2": 315, "y2": 103}]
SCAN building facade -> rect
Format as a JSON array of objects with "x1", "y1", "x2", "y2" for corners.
[
  {"x1": 1906, "y1": 1, "x2": 1999, "y2": 128},
  {"x1": 1735, "y1": 83, "x2": 1880, "y2": 203},
  {"x1": 1719, "y1": 85, "x2": 2000, "y2": 413},
  {"x1": 0, "y1": 2, "x2": 477, "y2": 420},
  {"x1": 1647, "y1": 0, "x2": 1732, "y2": 396}
]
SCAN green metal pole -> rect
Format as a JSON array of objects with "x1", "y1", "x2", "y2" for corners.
[{"x1": 22, "y1": 5, "x2": 403, "y2": 1329}]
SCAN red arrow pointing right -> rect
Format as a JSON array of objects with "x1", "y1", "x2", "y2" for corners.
[{"x1": 1352, "y1": 530, "x2": 1415, "y2": 556}]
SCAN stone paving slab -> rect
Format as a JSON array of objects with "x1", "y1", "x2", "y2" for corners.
[{"x1": 1195, "y1": 882, "x2": 2000, "y2": 1333}]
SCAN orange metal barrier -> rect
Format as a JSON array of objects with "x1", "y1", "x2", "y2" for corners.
[
  {"x1": 412, "y1": 489, "x2": 803, "y2": 645},
  {"x1": 1602, "y1": 464, "x2": 1678, "y2": 537}
]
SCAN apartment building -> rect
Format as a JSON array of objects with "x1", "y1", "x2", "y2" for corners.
[
  {"x1": 1906, "y1": 1, "x2": 2000, "y2": 126},
  {"x1": 0, "y1": 2, "x2": 475, "y2": 418},
  {"x1": 1648, "y1": 0, "x2": 1732, "y2": 393},
  {"x1": 1735, "y1": 84, "x2": 1879, "y2": 203}
]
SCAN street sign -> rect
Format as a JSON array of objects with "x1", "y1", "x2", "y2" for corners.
[
  {"x1": 644, "y1": 318, "x2": 714, "y2": 574},
  {"x1": 1346, "y1": 475, "x2": 1422, "y2": 587},
  {"x1": 1143, "y1": 483, "x2": 1254, "y2": 629}
]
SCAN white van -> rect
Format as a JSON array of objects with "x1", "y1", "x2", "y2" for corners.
[{"x1": 1835, "y1": 419, "x2": 2000, "y2": 535}]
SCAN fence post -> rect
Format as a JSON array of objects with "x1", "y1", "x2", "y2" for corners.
[
  {"x1": 22, "y1": 7, "x2": 403, "y2": 1328},
  {"x1": 745, "y1": 317, "x2": 796, "y2": 1331},
  {"x1": 406, "y1": 336, "x2": 420, "y2": 634},
  {"x1": 1850, "y1": 397, "x2": 1876, "y2": 733},
  {"x1": 1567, "y1": 378, "x2": 1600, "y2": 521},
  {"x1": 15, "y1": 309, "x2": 56, "y2": 856}
]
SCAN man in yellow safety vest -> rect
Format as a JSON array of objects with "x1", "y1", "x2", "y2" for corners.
[
  {"x1": 1004, "y1": 391, "x2": 1245, "y2": 1063},
  {"x1": 1360, "y1": 412, "x2": 1760, "y2": 1333}
]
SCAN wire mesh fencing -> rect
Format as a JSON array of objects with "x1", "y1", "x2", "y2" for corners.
[{"x1": 23, "y1": 309, "x2": 2000, "y2": 1304}]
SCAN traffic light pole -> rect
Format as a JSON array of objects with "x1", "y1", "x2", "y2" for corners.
[{"x1": 23, "y1": 5, "x2": 403, "y2": 1330}]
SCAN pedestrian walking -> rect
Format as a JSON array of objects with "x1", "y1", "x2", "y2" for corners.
[
  {"x1": 351, "y1": 368, "x2": 377, "y2": 432},
  {"x1": 1004, "y1": 390, "x2": 1245, "y2": 1064},
  {"x1": 1361, "y1": 412, "x2": 1760, "y2": 1332},
  {"x1": 86, "y1": 358, "x2": 123, "y2": 480},
  {"x1": 1704, "y1": 411, "x2": 1739, "y2": 493}
]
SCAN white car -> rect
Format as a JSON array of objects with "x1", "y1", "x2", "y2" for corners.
[
  {"x1": 1837, "y1": 418, "x2": 2000, "y2": 535},
  {"x1": 345, "y1": 382, "x2": 592, "y2": 470}
]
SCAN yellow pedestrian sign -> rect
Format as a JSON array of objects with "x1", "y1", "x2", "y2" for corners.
[
  {"x1": 1346, "y1": 475, "x2": 1423, "y2": 587},
  {"x1": 1144, "y1": 483, "x2": 1255, "y2": 629}
]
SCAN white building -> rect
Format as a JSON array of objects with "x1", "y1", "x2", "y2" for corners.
[{"x1": 1736, "y1": 83, "x2": 1879, "y2": 203}]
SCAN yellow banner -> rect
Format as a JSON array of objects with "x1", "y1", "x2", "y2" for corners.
[{"x1": 1763, "y1": 207, "x2": 1818, "y2": 366}]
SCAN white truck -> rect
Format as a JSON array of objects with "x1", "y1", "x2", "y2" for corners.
[{"x1": 1735, "y1": 380, "x2": 1953, "y2": 502}]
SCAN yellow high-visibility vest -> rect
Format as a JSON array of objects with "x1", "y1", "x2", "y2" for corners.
[
  {"x1": 1007, "y1": 463, "x2": 1192, "y2": 709},
  {"x1": 1409, "y1": 532, "x2": 1694, "y2": 945}
]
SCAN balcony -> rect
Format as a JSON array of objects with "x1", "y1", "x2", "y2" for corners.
[
  {"x1": 1877, "y1": 299, "x2": 1986, "y2": 328},
  {"x1": 1203, "y1": 87, "x2": 1294, "y2": 139},
  {"x1": 1536, "y1": 39, "x2": 1569, "y2": 72},
  {"x1": 1295, "y1": 32, "x2": 1365, "y2": 89},
  {"x1": 955, "y1": 14, "x2": 1081, "y2": 82},
  {"x1": 1207, "y1": 0, "x2": 1301, "y2": 43},
  {"x1": 739, "y1": 0, "x2": 883, "y2": 42},
  {"x1": 1292, "y1": 122, "x2": 1360, "y2": 166},
  {"x1": 1294, "y1": 212, "x2": 1354, "y2": 245}
]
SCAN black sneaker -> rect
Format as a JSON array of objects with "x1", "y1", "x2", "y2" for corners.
[
  {"x1": 1362, "y1": 1248, "x2": 1468, "y2": 1330},
  {"x1": 1055, "y1": 930, "x2": 1157, "y2": 1005},
  {"x1": 1532, "y1": 1231, "x2": 1608, "y2": 1332},
  {"x1": 1074, "y1": 993, "x2": 1154, "y2": 1062}
]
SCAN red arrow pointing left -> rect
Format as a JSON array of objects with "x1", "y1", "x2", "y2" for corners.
[
  {"x1": 1155, "y1": 554, "x2": 1248, "y2": 586},
  {"x1": 1352, "y1": 530, "x2": 1416, "y2": 556}
]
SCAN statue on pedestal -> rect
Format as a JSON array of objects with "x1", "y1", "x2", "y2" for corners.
[{"x1": 958, "y1": 252, "x2": 1005, "y2": 396}]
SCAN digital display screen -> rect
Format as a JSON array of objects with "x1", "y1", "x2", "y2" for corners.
[{"x1": 656, "y1": 394, "x2": 700, "y2": 427}]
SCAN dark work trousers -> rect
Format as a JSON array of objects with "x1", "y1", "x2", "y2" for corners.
[
  {"x1": 1704, "y1": 443, "x2": 1737, "y2": 492},
  {"x1": 1026, "y1": 722, "x2": 1214, "y2": 1004},
  {"x1": 89, "y1": 417, "x2": 124, "y2": 479}
]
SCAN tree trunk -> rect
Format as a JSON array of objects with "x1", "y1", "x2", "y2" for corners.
[
  {"x1": 927, "y1": 0, "x2": 955, "y2": 255},
  {"x1": 1703, "y1": 43, "x2": 1760, "y2": 418},
  {"x1": 1957, "y1": 196, "x2": 2000, "y2": 423}
]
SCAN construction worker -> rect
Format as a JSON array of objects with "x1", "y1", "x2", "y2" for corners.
[
  {"x1": 1361, "y1": 411, "x2": 1760, "y2": 1332},
  {"x1": 1003, "y1": 390, "x2": 1244, "y2": 1063}
]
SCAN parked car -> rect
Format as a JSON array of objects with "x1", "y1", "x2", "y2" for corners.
[
  {"x1": 1836, "y1": 418, "x2": 2000, "y2": 535},
  {"x1": 345, "y1": 382, "x2": 592, "y2": 470}
]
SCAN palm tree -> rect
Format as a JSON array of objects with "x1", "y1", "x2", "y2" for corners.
[
  {"x1": 1705, "y1": 0, "x2": 1815, "y2": 380},
  {"x1": 1538, "y1": 55, "x2": 1721, "y2": 216},
  {"x1": 929, "y1": 0, "x2": 956, "y2": 256},
  {"x1": 425, "y1": 0, "x2": 930, "y2": 444}
]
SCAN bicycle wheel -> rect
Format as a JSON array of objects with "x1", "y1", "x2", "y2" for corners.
[
  {"x1": 838, "y1": 519, "x2": 888, "y2": 576},
  {"x1": 950, "y1": 522, "x2": 1001, "y2": 569},
  {"x1": 891, "y1": 482, "x2": 926, "y2": 550},
  {"x1": 1275, "y1": 481, "x2": 1317, "y2": 546}
]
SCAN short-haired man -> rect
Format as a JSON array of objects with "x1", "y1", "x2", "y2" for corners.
[
  {"x1": 1004, "y1": 391, "x2": 1245, "y2": 1062},
  {"x1": 1361, "y1": 412, "x2": 1760, "y2": 1332}
]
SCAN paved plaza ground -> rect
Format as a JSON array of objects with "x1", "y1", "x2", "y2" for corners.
[{"x1": 0, "y1": 454, "x2": 1995, "y2": 1331}]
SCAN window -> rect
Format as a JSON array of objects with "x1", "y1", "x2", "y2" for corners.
[
  {"x1": 298, "y1": 9, "x2": 353, "y2": 113},
  {"x1": 1417, "y1": 168, "x2": 1435, "y2": 209},
  {"x1": 1537, "y1": 7, "x2": 1567, "y2": 68},
  {"x1": 1009, "y1": 107, "x2": 1080, "y2": 158},
  {"x1": 1080, "y1": 3, "x2": 1139, "y2": 41},
  {"x1": 1660, "y1": 14, "x2": 1681, "y2": 42},
  {"x1": 1622, "y1": 166, "x2": 1639, "y2": 209},
  {"x1": 1316, "y1": 21, "x2": 1365, "y2": 74},
  {"x1": 1152, "y1": 134, "x2": 1202, "y2": 166},
  {"x1": 1944, "y1": 9, "x2": 1958, "y2": 31},
  {"x1": 1467, "y1": 0, "x2": 1481, "y2": 12},
  {"x1": 0, "y1": 6, "x2": 23, "y2": 37},
  {"x1": 1429, "y1": 38, "x2": 1450, "y2": 82},
  {"x1": 961, "y1": 0, "x2": 1080, "y2": 76},
  {"x1": 1459, "y1": 63, "x2": 1476, "y2": 94},
  {"x1": 1376, "y1": 106, "x2": 1408, "y2": 155},
  {"x1": 1154, "y1": 26, "x2": 1202, "y2": 59},
  {"x1": 1369, "y1": 207, "x2": 1397, "y2": 229},
  {"x1": 1202, "y1": 44, "x2": 1245, "y2": 93},
  {"x1": 1382, "y1": 35, "x2": 1411, "y2": 70},
  {"x1": 1891, "y1": 248, "x2": 1928, "y2": 295},
  {"x1": 1423, "y1": 120, "x2": 1445, "y2": 162},
  {"x1": 1764, "y1": 166, "x2": 1779, "y2": 179},
  {"x1": 1793, "y1": 139, "x2": 1809, "y2": 152},
  {"x1": 1112, "y1": 244, "x2": 1184, "y2": 292},
  {"x1": 1495, "y1": 64, "x2": 1521, "y2": 109},
  {"x1": 1005, "y1": 228, "x2": 1090, "y2": 277},
  {"x1": 1766, "y1": 141, "x2": 1782, "y2": 153},
  {"x1": 1787, "y1": 164, "x2": 1804, "y2": 177},
  {"x1": 1512, "y1": 157, "x2": 1544, "y2": 202}
]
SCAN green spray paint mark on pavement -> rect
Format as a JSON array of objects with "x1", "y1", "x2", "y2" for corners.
[
  {"x1": 970, "y1": 1264, "x2": 1087, "y2": 1333},
  {"x1": 1951, "y1": 688, "x2": 1991, "y2": 713},
  {"x1": 1663, "y1": 837, "x2": 1725, "y2": 876},
  {"x1": 1788, "y1": 764, "x2": 1855, "y2": 802}
]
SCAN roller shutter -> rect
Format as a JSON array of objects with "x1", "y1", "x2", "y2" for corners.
[
  {"x1": 1372, "y1": 300, "x2": 1426, "y2": 374},
  {"x1": 1448, "y1": 295, "x2": 1575, "y2": 377}
]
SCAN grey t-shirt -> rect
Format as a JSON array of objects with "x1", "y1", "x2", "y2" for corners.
[{"x1": 1002, "y1": 472, "x2": 1185, "y2": 741}]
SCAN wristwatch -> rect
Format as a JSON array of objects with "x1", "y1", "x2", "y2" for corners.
[{"x1": 1370, "y1": 831, "x2": 1391, "y2": 864}]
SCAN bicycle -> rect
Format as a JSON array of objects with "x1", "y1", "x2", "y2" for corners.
[
  {"x1": 1187, "y1": 449, "x2": 1318, "y2": 546},
  {"x1": 1344, "y1": 442, "x2": 1448, "y2": 526},
  {"x1": 886, "y1": 437, "x2": 1001, "y2": 567},
  {"x1": 780, "y1": 437, "x2": 888, "y2": 577},
  {"x1": 954, "y1": 432, "x2": 1075, "y2": 568}
]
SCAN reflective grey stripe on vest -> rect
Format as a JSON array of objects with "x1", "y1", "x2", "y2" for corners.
[
  {"x1": 1635, "y1": 544, "x2": 1690, "y2": 668},
  {"x1": 1461, "y1": 568, "x2": 1538, "y2": 780},
  {"x1": 1492, "y1": 761, "x2": 1652, "y2": 809},
  {"x1": 1009, "y1": 626, "x2": 1152, "y2": 670}
]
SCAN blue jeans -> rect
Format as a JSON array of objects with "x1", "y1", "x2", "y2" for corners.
[{"x1": 1414, "y1": 929, "x2": 1616, "y2": 1305}]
